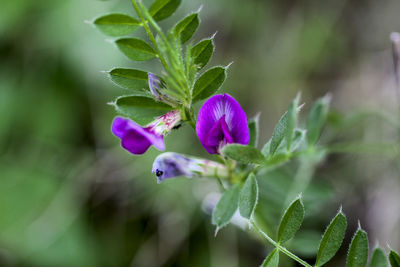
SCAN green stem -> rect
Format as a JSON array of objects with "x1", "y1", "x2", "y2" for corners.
[
  {"x1": 250, "y1": 220, "x2": 312, "y2": 267},
  {"x1": 131, "y1": 0, "x2": 168, "y2": 69}
]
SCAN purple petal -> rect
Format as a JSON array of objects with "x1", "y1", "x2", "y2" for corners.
[
  {"x1": 112, "y1": 117, "x2": 129, "y2": 138},
  {"x1": 121, "y1": 130, "x2": 152, "y2": 154},
  {"x1": 111, "y1": 117, "x2": 165, "y2": 155},
  {"x1": 203, "y1": 116, "x2": 234, "y2": 154},
  {"x1": 196, "y1": 94, "x2": 249, "y2": 154}
]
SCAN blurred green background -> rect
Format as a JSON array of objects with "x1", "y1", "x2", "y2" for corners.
[{"x1": 1, "y1": 0, "x2": 400, "y2": 266}]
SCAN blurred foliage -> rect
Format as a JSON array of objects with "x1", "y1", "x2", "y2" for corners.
[{"x1": 1, "y1": 0, "x2": 400, "y2": 266}]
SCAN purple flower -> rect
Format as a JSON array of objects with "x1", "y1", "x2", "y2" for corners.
[
  {"x1": 112, "y1": 110, "x2": 181, "y2": 155},
  {"x1": 152, "y1": 152, "x2": 228, "y2": 183},
  {"x1": 196, "y1": 94, "x2": 249, "y2": 154}
]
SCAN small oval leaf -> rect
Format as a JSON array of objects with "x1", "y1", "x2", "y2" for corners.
[
  {"x1": 277, "y1": 196, "x2": 305, "y2": 244},
  {"x1": 222, "y1": 144, "x2": 266, "y2": 165},
  {"x1": 315, "y1": 210, "x2": 347, "y2": 267},
  {"x1": 108, "y1": 68, "x2": 148, "y2": 91},
  {"x1": 149, "y1": 0, "x2": 181, "y2": 21},
  {"x1": 261, "y1": 248, "x2": 279, "y2": 267},
  {"x1": 192, "y1": 66, "x2": 226, "y2": 102},
  {"x1": 239, "y1": 173, "x2": 258, "y2": 219},
  {"x1": 212, "y1": 185, "x2": 240, "y2": 233},
  {"x1": 115, "y1": 38, "x2": 157, "y2": 61},
  {"x1": 173, "y1": 13, "x2": 199, "y2": 44},
  {"x1": 192, "y1": 38, "x2": 214, "y2": 70},
  {"x1": 93, "y1": 13, "x2": 141, "y2": 36},
  {"x1": 370, "y1": 248, "x2": 387, "y2": 267},
  {"x1": 389, "y1": 250, "x2": 400, "y2": 267},
  {"x1": 346, "y1": 227, "x2": 369, "y2": 267},
  {"x1": 113, "y1": 94, "x2": 173, "y2": 126}
]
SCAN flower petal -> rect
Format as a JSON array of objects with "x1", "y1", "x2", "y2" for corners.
[
  {"x1": 111, "y1": 117, "x2": 129, "y2": 138},
  {"x1": 121, "y1": 130, "x2": 152, "y2": 154},
  {"x1": 196, "y1": 94, "x2": 249, "y2": 154},
  {"x1": 203, "y1": 116, "x2": 233, "y2": 154},
  {"x1": 112, "y1": 117, "x2": 165, "y2": 154},
  {"x1": 220, "y1": 94, "x2": 249, "y2": 145}
]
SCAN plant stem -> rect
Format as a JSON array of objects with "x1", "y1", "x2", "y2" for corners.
[
  {"x1": 131, "y1": 0, "x2": 168, "y2": 69},
  {"x1": 250, "y1": 219, "x2": 312, "y2": 267}
]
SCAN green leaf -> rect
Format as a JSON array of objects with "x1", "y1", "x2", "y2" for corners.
[
  {"x1": 277, "y1": 196, "x2": 305, "y2": 244},
  {"x1": 192, "y1": 37, "x2": 214, "y2": 70},
  {"x1": 307, "y1": 94, "x2": 331, "y2": 146},
  {"x1": 212, "y1": 185, "x2": 240, "y2": 233},
  {"x1": 239, "y1": 173, "x2": 258, "y2": 219},
  {"x1": 370, "y1": 248, "x2": 387, "y2": 267},
  {"x1": 93, "y1": 14, "x2": 141, "y2": 36},
  {"x1": 269, "y1": 95, "x2": 300, "y2": 156},
  {"x1": 115, "y1": 38, "x2": 157, "y2": 61},
  {"x1": 222, "y1": 144, "x2": 266, "y2": 165},
  {"x1": 192, "y1": 66, "x2": 226, "y2": 102},
  {"x1": 108, "y1": 68, "x2": 148, "y2": 91},
  {"x1": 173, "y1": 13, "x2": 199, "y2": 44},
  {"x1": 112, "y1": 94, "x2": 173, "y2": 126},
  {"x1": 346, "y1": 226, "x2": 369, "y2": 267},
  {"x1": 149, "y1": 0, "x2": 181, "y2": 21},
  {"x1": 315, "y1": 210, "x2": 347, "y2": 267},
  {"x1": 248, "y1": 113, "x2": 260, "y2": 147},
  {"x1": 389, "y1": 250, "x2": 400, "y2": 267},
  {"x1": 261, "y1": 248, "x2": 279, "y2": 267}
]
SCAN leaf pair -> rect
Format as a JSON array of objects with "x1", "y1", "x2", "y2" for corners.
[{"x1": 212, "y1": 174, "x2": 258, "y2": 233}]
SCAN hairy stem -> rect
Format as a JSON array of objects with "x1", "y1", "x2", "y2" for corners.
[
  {"x1": 250, "y1": 220, "x2": 312, "y2": 267},
  {"x1": 131, "y1": 0, "x2": 168, "y2": 69}
]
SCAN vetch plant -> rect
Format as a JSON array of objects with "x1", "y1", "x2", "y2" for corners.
[{"x1": 91, "y1": 1, "x2": 400, "y2": 265}]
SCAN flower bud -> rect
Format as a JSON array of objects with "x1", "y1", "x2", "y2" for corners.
[{"x1": 152, "y1": 152, "x2": 228, "y2": 183}]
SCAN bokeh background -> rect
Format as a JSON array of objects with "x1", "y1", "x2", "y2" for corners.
[{"x1": 1, "y1": 0, "x2": 400, "y2": 266}]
